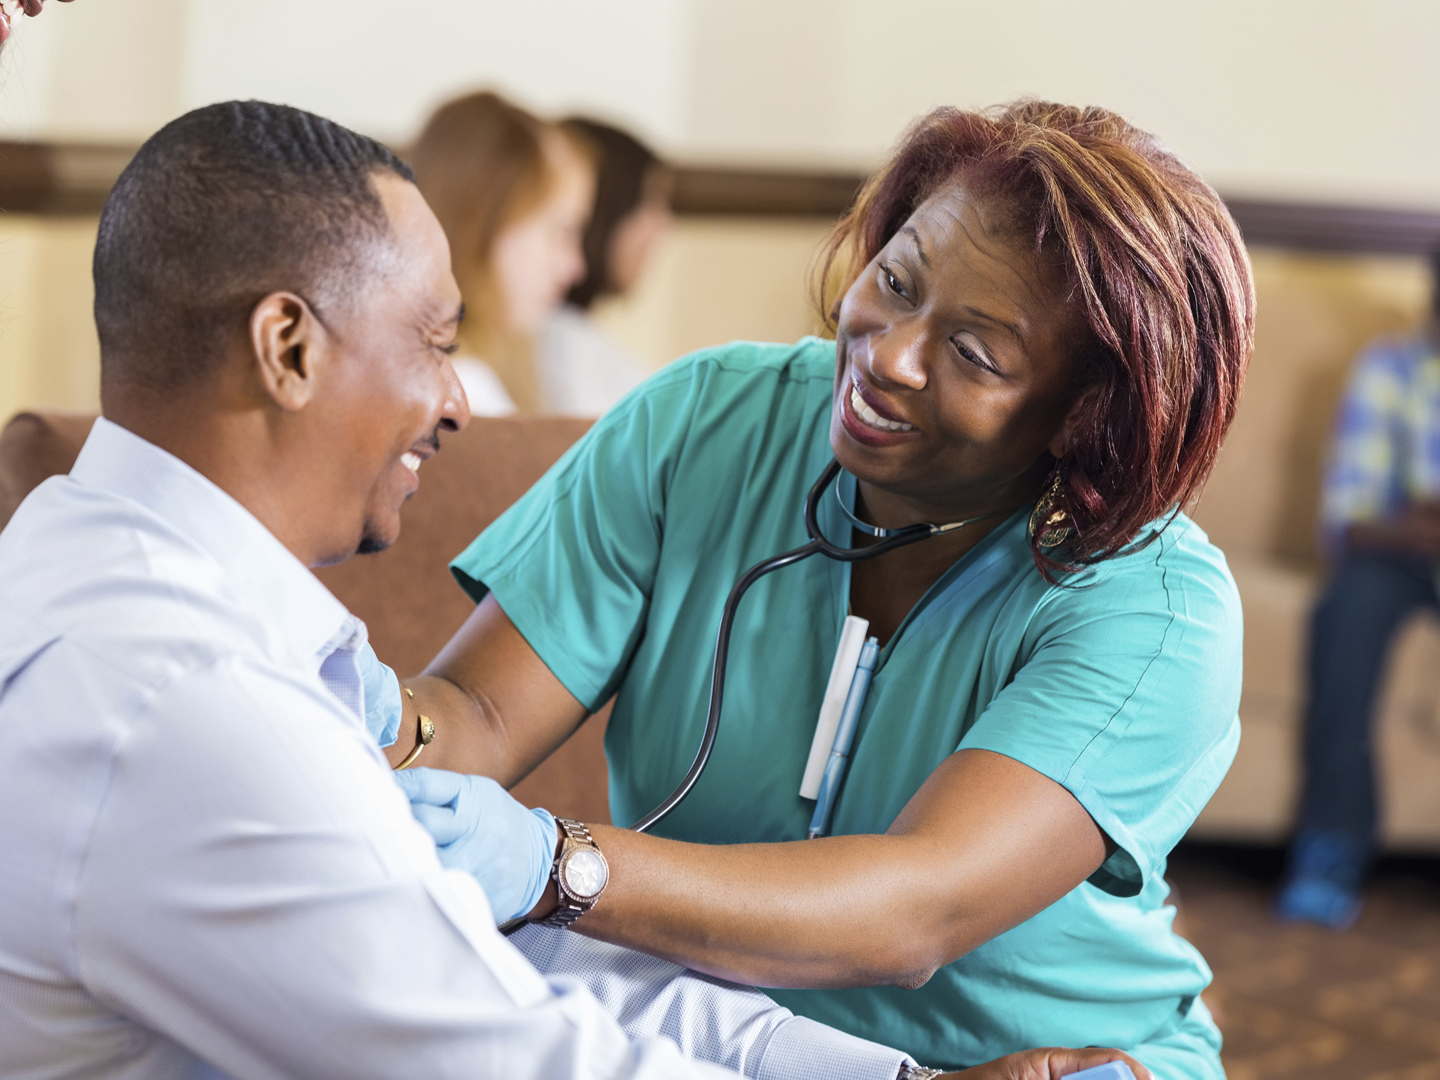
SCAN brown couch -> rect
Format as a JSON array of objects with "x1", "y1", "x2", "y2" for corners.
[
  {"x1": 1187, "y1": 254, "x2": 1440, "y2": 850},
  {"x1": 0, "y1": 411, "x2": 613, "y2": 825}
]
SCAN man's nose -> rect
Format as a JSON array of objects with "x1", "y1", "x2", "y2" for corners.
[{"x1": 441, "y1": 359, "x2": 470, "y2": 432}]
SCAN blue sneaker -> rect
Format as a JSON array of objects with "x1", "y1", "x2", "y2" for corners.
[{"x1": 1275, "y1": 830, "x2": 1367, "y2": 929}]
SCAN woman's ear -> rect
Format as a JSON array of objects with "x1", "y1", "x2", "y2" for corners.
[
  {"x1": 249, "y1": 292, "x2": 327, "y2": 412},
  {"x1": 1048, "y1": 385, "x2": 1100, "y2": 459}
]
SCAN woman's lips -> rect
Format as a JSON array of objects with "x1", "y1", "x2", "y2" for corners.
[
  {"x1": 839, "y1": 379, "x2": 919, "y2": 447},
  {"x1": 849, "y1": 382, "x2": 914, "y2": 432}
]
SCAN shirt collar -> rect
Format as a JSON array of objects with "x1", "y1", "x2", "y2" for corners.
[{"x1": 70, "y1": 417, "x2": 355, "y2": 664}]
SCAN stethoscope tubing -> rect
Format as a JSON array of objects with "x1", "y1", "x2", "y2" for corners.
[{"x1": 630, "y1": 459, "x2": 948, "y2": 834}]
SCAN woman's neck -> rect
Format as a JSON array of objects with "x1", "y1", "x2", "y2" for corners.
[{"x1": 847, "y1": 466, "x2": 1044, "y2": 645}]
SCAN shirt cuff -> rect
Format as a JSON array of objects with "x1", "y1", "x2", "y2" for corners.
[{"x1": 756, "y1": 1015, "x2": 911, "y2": 1080}]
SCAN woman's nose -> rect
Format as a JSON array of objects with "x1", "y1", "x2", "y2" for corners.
[{"x1": 867, "y1": 323, "x2": 929, "y2": 391}]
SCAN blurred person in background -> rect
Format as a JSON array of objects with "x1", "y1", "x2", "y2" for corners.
[
  {"x1": 536, "y1": 117, "x2": 673, "y2": 416},
  {"x1": 411, "y1": 91, "x2": 594, "y2": 416},
  {"x1": 1277, "y1": 248, "x2": 1440, "y2": 929}
]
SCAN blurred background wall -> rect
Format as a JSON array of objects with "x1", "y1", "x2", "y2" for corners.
[{"x1": 5, "y1": 0, "x2": 1440, "y2": 424}]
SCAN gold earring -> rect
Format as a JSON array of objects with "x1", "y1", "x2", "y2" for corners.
[{"x1": 1028, "y1": 466, "x2": 1072, "y2": 549}]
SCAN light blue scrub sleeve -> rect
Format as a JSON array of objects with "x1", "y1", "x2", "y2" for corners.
[
  {"x1": 449, "y1": 368, "x2": 701, "y2": 712},
  {"x1": 961, "y1": 522, "x2": 1243, "y2": 896}
]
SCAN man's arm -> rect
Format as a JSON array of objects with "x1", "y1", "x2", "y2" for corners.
[
  {"x1": 78, "y1": 657, "x2": 734, "y2": 1080},
  {"x1": 1320, "y1": 342, "x2": 1429, "y2": 556},
  {"x1": 510, "y1": 926, "x2": 1151, "y2": 1080},
  {"x1": 510, "y1": 925, "x2": 911, "y2": 1080},
  {"x1": 1343, "y1": 501, "x2": 1440, "y2": 558}
]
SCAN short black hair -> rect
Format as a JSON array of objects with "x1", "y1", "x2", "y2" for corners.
[{"x1": 94, "y1": 100, "x2": 414, "y2": 389}]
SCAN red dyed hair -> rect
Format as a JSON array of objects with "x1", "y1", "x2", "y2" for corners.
[{"x1": 818, "y1": 101, "x2": 1255, "y2": 578}]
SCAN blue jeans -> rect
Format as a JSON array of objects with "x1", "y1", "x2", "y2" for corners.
[{"x1": 1296, "y1": 552, "x2": 1439, "y2": 847}]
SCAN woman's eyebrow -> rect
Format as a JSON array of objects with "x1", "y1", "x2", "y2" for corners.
[
  {"x1": 963, "y1": 305, "x2": 1023, "y2": 344},
  {"x1": 900, "y1": 225, "x2": 931, "y2": 269}
]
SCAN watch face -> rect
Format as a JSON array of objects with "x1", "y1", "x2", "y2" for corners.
[{"x1": 561, "y1": 848, "x2": 608, "y2": 899}]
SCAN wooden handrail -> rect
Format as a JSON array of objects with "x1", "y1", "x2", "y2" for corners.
[{"x1": 3, "y1": 139, "x2": 1438, "y2": 255}]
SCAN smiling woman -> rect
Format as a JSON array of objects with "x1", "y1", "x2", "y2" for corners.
[{"x1": 396, "y1": 100, "x2": 1254, "y2": 1078}]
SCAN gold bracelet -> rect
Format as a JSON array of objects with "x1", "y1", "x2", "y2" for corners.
[{"x1": 394, "y1": 686, "x2": 435, "y2": 770}]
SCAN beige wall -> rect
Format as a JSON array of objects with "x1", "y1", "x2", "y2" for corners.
[
  {"x1": 1192, "y1": 249, "x2": 1432, "y2": 567},
  {"x1": 6, "y1": 1, "x2": 1440, "y2": 422},
  {"x1": 592, "y1": 217, "x2": 833, "y2": 372},
  {"x1": 6, "y1": 1, "x2": 1440, "y2": 206},
  {"x1": 0, "y1": 216, "x2": 99, "y2": 422}
]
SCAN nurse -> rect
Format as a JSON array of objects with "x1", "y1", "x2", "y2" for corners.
[{"x1": 393, "y1": 101, "x2": 1253, "y2": 1078}]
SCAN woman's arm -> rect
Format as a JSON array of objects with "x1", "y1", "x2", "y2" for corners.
[
  {"x1": 575, "y1": 748, "x2": 1110, "y2": 990},
  {"x1": 390, "y1": 595, "x2": 1110, "y2": 988},
  {"x1": 381, "y1": 594, "x2": 589, "y2": 780}
]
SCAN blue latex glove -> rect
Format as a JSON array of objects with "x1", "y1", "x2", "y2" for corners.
[
  {"x1": 393, "y1": 766, "x2": 558, "y2": 923},
  {"x1": 356, "y1": 640, "x2": 403, "y2": 748}
]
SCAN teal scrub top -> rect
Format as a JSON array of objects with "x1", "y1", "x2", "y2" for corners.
[{"x1": 452, "y1": 338, "x2": 1241, "y2": 1077}]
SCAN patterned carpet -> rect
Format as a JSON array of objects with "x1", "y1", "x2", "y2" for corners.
[{"x1": 1167, "y1": 844, "x2": 1440, "y2": 1080}]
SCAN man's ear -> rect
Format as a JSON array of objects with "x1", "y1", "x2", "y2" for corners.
[
  {"x1": 249, "y1": 292, "x2": 328, "y2": 412},
  {"x1": 1048, "y1": 385, "x2": 1100, "y2": 459}
]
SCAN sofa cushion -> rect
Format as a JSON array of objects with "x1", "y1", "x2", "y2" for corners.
[
  {"x1": 0, "y1": 411, "x2": 610, "y2": 824},
  {"x1": 0, "y1": 412, "x2": 98, "y2": 529}
]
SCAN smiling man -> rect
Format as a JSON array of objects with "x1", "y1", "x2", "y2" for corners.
[{"x1": 0, "y1": 100, "x2": 755, "y2": 1080}]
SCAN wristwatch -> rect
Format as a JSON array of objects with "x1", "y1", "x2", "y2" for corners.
[
  {"x1": 537, "y1": 818, "x2": 609, "y2": 928},
  {"x1": 897, "y1": 1067, "x2": 944, "y2": 1080}
]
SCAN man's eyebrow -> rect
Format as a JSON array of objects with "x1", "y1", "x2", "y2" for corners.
[
  {"x1": 451, "y1": 302, "x2": 466, "y2": 326},
  {"x1": 900, "y1": 225, "x2": 931, "y2": 269}
]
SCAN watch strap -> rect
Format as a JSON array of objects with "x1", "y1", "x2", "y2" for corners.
[{"x1": 537, "y1": 818, "x2": 604, "y2": 929}]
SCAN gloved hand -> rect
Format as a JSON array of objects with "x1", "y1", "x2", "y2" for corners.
[
  {"x1": 393, "y1": 766, "x2": 559, "y2": 923},
  {"x1": 356, "y1": 640, "x2": 404, "y2": 749}
]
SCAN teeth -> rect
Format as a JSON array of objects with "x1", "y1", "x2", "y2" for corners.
[
  {"x1": 401, "y1": 452, "x2": 422, "y2": 474},
  {"x1": 850, "y1": 386, "x2": 914, "y2": 432}
]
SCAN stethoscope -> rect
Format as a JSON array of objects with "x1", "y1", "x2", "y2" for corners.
[{"x1": 631, "y1": 457, "x2": 1002, "y2": 834}]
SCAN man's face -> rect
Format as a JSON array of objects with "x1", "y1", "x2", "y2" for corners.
[{"x1": 307, "y1": 174, "x2": 468, "y2": 565}]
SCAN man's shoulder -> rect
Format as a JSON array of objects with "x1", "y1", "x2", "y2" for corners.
[{"x1": 0, "y1": 476, "x2": 267, "y2": 694}]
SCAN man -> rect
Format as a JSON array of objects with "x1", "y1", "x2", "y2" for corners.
[
  {"x1": 1277, "y1": 251, "x2": 1440, "y2": 929},
  {"x1": 0, "y1": 99, "x2": 1139, "y2": 1080},
  {"x1": 0, "y1": 99, "x2": 893, "y2": 1080}
]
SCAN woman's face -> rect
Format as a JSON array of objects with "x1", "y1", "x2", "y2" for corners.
[
  {"x1": 491, "y1": 137, "x2": 595, "y2": 336},
  {"x1": 830, "y1": 177, "x2": 1091, "y2": 523},
  {"x1": 607, "y1": 168, "x2": 674, "y2": 295}
]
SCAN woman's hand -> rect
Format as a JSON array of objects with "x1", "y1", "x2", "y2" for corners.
[
  {"x1": 393, "y1": 766, "x2": 559, "y2": 923},
  {"x1": 945, "y1": 1047, "x2": 1151, "y2": 1080}
]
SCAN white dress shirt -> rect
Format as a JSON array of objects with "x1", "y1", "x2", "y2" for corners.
[{"x1": 0, "y1": 418, "x2": 910, "y2": 1080}]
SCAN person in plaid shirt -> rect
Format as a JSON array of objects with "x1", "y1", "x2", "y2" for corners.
[{"x1": 1279, "y1": 251, "x2": 1440, "y2": 928}]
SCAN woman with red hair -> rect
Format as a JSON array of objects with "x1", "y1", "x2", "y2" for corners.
[{"x1": 391, "y1": 101, "x2": 1254, "y2": 1078}]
